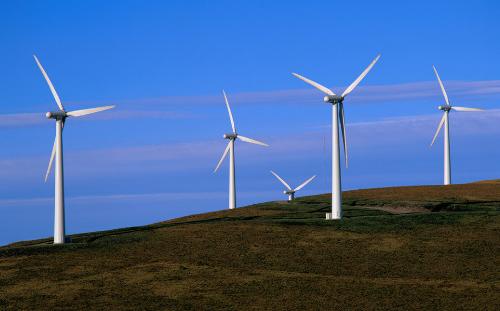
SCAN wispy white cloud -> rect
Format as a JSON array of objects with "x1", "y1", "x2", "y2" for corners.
[
  {"x1": 0, "y1": 109, "x2": 197, "y2": 128},
  {"x1": 5, "y1": 79, "x2": 494, "y2": 184},
  {"x1": 78, "y1": 109, "x2": 198, "y2": 121},
  {"x1": 0, "y1": 139, "x2": 265, "y2": 180},
  {"x1": 333, "y1": 109, "x2": 500, "y2": 152},
  {"x1": 0, "y1": 113, "x2": 44, "y2": 127},
  {"x1": 1, "y1": 108, "x2": 499, "y2": 181},
  {"x1": 3, "y1": 79, "x2": 500, "y2": 128},
  {"x1": 348, "y1": 108, "x2": 500, "y2": 133},
  {"x1": 111, "y1": 79, "x2": 500, "y2": 106},
  {"x1": 343, "y1": 80, "x2": 500, "y2": 104},
  {"x1": 0, "y1": 190, "x2": 278, "y2": 208}
]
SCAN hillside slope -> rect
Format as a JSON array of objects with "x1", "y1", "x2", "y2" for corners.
[{"x1": 1, "y1": 181, "x2": 499, "y2": 310}]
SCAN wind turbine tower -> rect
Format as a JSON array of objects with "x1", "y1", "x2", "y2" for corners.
[
  {"x1": 430, "y1": 66, "x2": 484, "y2": 185},
  {"x1": 214, "y1": 91, "x2": 269, "y2": 209},
  {"x1": 34, "y1": 55, "x2": 115, "y2": 244},
  {"x1": 292, "y1": 54, "x2": 380, "y2": 220}
]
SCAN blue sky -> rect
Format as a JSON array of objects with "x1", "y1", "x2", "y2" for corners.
[{"x1": 1, "y1": 0, "x2": 499, "y2": 245}]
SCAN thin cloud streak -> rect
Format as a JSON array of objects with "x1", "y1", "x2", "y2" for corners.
[
  {"x1": 344, "y1": 109, "x2": 500, "y2": 147},
  {"x1": 0, "y1": 113, "x2": 44, "y2": 127},
  {"x1": 0, "y1": 109, "x2": 197, "y2": 128},
  {"x1": 115, "y1": 79, "x2": 500, "y2": 106},
  {"x1": 0, "y1": 190, "x2": 278, "y2": 208},
  {"x1": 348, "y1": 109, "x2": 500, "y2": 131},
  {"x1": 3, "y1": 79, "x2": 500, "y2": 128},
  {"x1": 1, "y1": 109, "x2": 499, "y2": 180}
]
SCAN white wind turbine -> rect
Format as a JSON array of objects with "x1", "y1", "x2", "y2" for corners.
[
  {"x1": 292, "y1": 54, "x2": 380, "y2": 220},
  {"x1": 430, "y1": 66, "x2": 484, "y2": 185},
  {"x1": 214, "y1": 91, "x2": 269, "y2": 210},
  {"x1": 34, "y1": 55, "x2": 115, "y2": 244},
  {"x1": 270, "y1": 171, "x2": 316, "y2": 201}
]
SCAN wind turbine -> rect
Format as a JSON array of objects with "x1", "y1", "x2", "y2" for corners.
[
  {"x1": 270, "y1": 170, "x2": 316, "y2": 201},
  {"x1": 430, "y1": 66, "x2": 484, "y2": 185},
  {"x1": 34, "y1": 55, "x2": 115, "y2": 244},
  {"x1": 214, "y1": 91, "x2": 269, "y2": 210},
  {"x1": 292, "y1": 54, "x2": 380, "y2": 220}
]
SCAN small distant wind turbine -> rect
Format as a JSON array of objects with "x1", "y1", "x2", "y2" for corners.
[
  {"x1": 430, "y1": 66, "x2": 484, "y2": 185},
  {"x1": 270, "y1": 171, "x2": 316, "y2": 201},
  {"x1": 34, "y1": 55, "x2": 115, "y2": 244},
  {"x1": 214, "y1": 91, "x2": 269, "y2": 210},
  {"x1": 292, "y1": 54, "x2": 380, "y2": 220}
]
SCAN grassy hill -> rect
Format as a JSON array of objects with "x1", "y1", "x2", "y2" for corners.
[{"x1": 1, "y1": 181, "x2": 499, "y2": 310}]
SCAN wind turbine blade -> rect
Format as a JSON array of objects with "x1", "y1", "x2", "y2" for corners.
[
  {"x1": 341, "y1": 54, "x2": 381, "y2": 98},
  {"x1": 294, "y1": 175, "x2": 316, "y2": 191},
  {"x1": 44, "y1": 137, "x2": 56, "y2": 182},
  {"x1": 451, "y1": 106, "x2": 484, "y2": 112},
  {"x1": 291, "y1": 73, "x2": 336, "y2": 96},
  {"x1": 432, "y1": 65, "x2": 450, "y2": 107},
  {"x1": 270, "y1": 170, "x2": 292, "y2": 191},
  {"x1": 237, "y1": 135, "x2": 269, "y2": 147},
  {"x1": 430, "y1": 113, "x2": 446, "y2": 146},
  {"x1": 33, "y1": 55, "x2": 65, "y2": 111},
  {"x1": 339, "y1": 103, "x2": 348, "y2": 168},
  {"x1": 66, "y1": 105, "x2": 115, "y2": 117},
  {"x1": 214, "y1": 141, "x2": 231, "y2": 173},
  {"x1": 222, "y1": 90, "x2": 236, "y2": 134}
]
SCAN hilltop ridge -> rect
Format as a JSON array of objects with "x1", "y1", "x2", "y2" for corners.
[{"x1": 0, "y1": 181, "x2": 499, "y2": 310}]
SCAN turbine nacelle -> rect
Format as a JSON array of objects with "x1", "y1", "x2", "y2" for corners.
[
  {"x1": 224, "y1": 133, "x2": 238, "y2": 140},
  {"x1": 46, "y1": 111, "x2": 67, "y2": 120},
  {"x1": 438, "y1": 105, "x2": 451, "y2": 111},
  {"x1": 284, "y1": 190, "x2": 296, "y2": 195},
  {"x1": 323, "y1": 95, "x2": 343, "y2": 104}
]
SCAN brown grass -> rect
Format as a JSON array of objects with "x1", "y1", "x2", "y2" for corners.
[{"x1": 0, "y1": 181, "x2": 499, "y2": 310}]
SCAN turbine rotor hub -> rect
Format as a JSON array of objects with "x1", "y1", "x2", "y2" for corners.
[
  {"x1": 438, "y1": 105, "x2": 451, "y2": 111},
  {"x1": 323, "y1": 95, "x2": 343, "y2": 104},
  {"x1": 46, "y1": 111, "x2": 67, "y2": 120}
]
